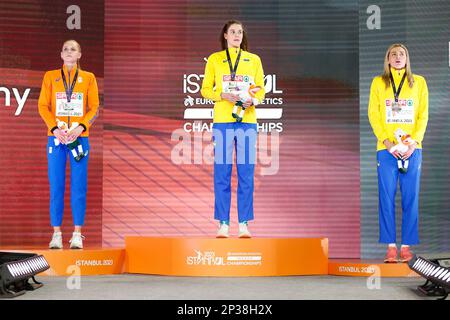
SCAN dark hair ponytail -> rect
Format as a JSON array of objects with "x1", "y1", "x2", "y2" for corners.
[{"x1": 220, "y1": 20, "x2": 248, "y2": 51}]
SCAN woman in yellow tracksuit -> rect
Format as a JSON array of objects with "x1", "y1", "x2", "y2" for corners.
[
  {"x1": 368, "y1": 43, "x2": 428, "y2": 263},
  {"x1": 201, "y1": 20, "x2": 265, "y2": 238},
  {"x1": 38, "y1": 40, "x2": 99, "y2": 249}
]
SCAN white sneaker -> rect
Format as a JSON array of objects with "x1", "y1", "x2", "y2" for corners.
[
  {"x1": 49, "y1": 231, "x2": 63, "y2": 249},
  {"x1": 216, "y1": 224, "x2": 229, "y2": 238},
  {"x1": 238, "y1": 223, "x2": 252, "y2": 238},
  {"x1": 69, "y1": 232, "x2": 85, "y2": 249}
]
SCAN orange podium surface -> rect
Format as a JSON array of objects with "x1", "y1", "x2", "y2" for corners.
[
  {"x1": 328, "y1": 259, "x2": 419, "y2": 277},
  {"x1": 0, "y1": 248, "x2": 125, "y2": 276},
  {"x1": 125, "y1": 237, "x2": 329, "y2": 276}
]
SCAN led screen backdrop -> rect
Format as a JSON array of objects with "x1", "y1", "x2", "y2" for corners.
[
  {"x1": 360, "y1": 0, "x2": 450, "y2": 258},
  {"x1": 2, "y1": 1, "x2": 448, "y2": 260},
  {"x1": 0, "y1": 0, "x2": 104, "y2": 247},
  {"x1": 104, "y1": 0, "x2": 361, "y2": 258}
]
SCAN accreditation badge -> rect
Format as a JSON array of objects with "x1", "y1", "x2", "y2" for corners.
[
  {"x1": 56, "y1": 92, "x2": 84, "y2": 117},
  {"x1": 222, "y1": 74, "x2": 254, "y2": 94},
  {"x1": 222, "y1": 75, "x2": 242, "y2": 93},
  {"x1": 385, "y1": 99, "x2": 414, "y2": 124}
]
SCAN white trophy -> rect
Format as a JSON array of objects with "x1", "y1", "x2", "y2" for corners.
[
  {"x1": 231, "y1": 83, "x2": 261, "y2": 122},
  {"x1": 54, "y1": 119, "x2": 85, "y2": 162}
]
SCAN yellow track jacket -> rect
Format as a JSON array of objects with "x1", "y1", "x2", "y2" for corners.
[
  {"x1": 38, "y1": 65, "x2": 99, "y2": 137},
  {"x1": 368, "y1": 68, "x2": 428, "y2": 151},
  {"x1": 201, "y1": 48, "x2": 265, "y2": 123}
]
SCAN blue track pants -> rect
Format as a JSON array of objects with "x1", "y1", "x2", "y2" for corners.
[
  {"x1": 377, "y1": 149, "x2": 422, "y2": 245},
  {"x1": 47, "y1": 136, "x2": 90, "y2": 227},
  {"x1": 213, "y1": 123, "x2": 257, "y2": 223}
]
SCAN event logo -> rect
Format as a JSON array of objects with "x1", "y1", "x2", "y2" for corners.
[
  {"x1": 186, "y1": 250, "x2": 262, "y2": 267},
  {"x1": 226, "y1": 252, "x2": 262, "y2": 266},
  {"x1": 182, "y1": 57, "x2": 284, "y2": 133},
  {"x1": 171, "y1": 57, "x2": 282, "y2": 175},
  {"x1": 184, "y1": 95, "x2": 195, "y2": 107},
  {"x1": 186, "y1": 250, "x2": 225, "y2": 266}
]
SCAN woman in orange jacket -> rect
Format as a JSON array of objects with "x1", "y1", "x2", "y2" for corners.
[{"x1": 38, "y1": 40, "x2": 99, "y2": 249}]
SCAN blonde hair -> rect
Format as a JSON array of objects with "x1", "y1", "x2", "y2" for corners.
[
  {"x1": 63, "y1": 39, "x2": 82, "y2": 69},
  {"x1": 382, "y1": 43, "x2": 414, "y2": 88}
]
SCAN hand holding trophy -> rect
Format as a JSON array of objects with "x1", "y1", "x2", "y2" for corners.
[
  {"x1": 54, "y1": 119, "x2": 85, "y2": 162},
  {"x1": 231, "y1": 83, "x2": 261, "y2": 122}
]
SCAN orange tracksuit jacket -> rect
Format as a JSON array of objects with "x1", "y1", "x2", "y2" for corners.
[{"x1": 38, "y1": 65, "x2": 99, "y2": 136}]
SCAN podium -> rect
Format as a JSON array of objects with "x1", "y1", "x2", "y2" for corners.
[
  {"x1": 125, "y1": 237, "x2": 329, "y2": 276},
  {"x1": 328, "y1": 259, "x2": 419, "y2": 277},
  {"x1": 0, "y1": 248, "x2": 125, "y2": 276},
  {"x1": 0, "y1": 239, "x2": 422, "y2": 277}
]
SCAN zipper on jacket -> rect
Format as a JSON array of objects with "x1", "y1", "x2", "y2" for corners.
[{"x1": 68, "y1": 71, "x2": 71, "y2": 128}]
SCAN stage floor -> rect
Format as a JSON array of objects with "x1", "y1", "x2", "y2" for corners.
[{"x1": 10, "y1": 274, "x2": 430, "y2": 300}]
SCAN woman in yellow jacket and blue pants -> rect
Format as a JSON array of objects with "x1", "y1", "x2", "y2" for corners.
[
  {"x1": 201, "y1": 20, "x2": 265, "y2": 238},
  {"x1": 38, "y1": 40, "x2": 99, "y2": 249},
  {"x1": 368, "y1": 43, "x2": 428, "y2": 263}
]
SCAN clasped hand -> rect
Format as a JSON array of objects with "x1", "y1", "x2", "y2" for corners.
[
  {"x1": 54, "y1": 125, "x2": 84, "y2": 145},
  {"x1": 220, "y1": 92, "x2": 253, "y2": 108},
  {"x1": 384, "y1": 139, "x2": 416, "y2": 160}
]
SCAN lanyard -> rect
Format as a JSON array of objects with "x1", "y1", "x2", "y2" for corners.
[
  {"x1": 61, "y1": 68, "x2": 78, "y2": 103},
  {"x1": 389, "y1": 71, "x2": 406, "y2": 103},
  {"x1": 226, "y1": 48, "x2": 241, "y2": 81}
]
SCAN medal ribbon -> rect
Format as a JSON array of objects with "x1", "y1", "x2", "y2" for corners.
[
  {"x1": 61, "y1": 68, "x2": 79, "y2": 103},
  {"x1": 226, "y1": 48, "x2": 242, "y2": 81},
  {"x1": 389, "y1": 71, "x2": 406, "y2": 103}
]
